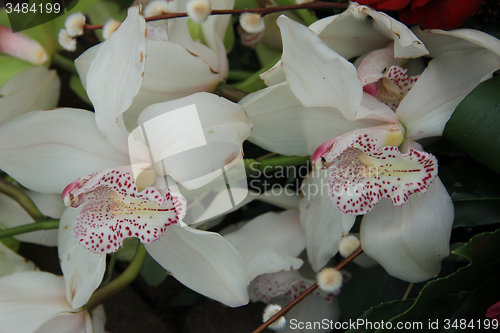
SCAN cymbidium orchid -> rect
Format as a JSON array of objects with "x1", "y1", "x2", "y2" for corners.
[
  {"x1": 0, "y1": 271, "x2": 106, "y2": 333},
  {"x1": 75, "y1": 0, "x2": 234, "y2": 129},
  {"x1": 239, "y1": 5, "x2": 500, "y2": 282},
  {"x1": 0, "y1": 6, "x2": 255, "y2": 307}
]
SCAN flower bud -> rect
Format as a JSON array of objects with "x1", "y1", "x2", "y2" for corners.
[
  {"x1": 58, "y1": 29, "x2": 76, "y2": 51},
  {"x1": 316, "y1": 267, "x2": 342, "y2": 293},
  {"x1": 262, "y1": 304, "x2": 286, "y2": 330},
  {"x1": 186, "y1": 0, "x2": 212, "y2": 23},
  {"x1": 65, "y1": 12, "x2": 85, "y2": 37},
  {"x1": 240, "y1": 13, "x2": 265, "y2": 34}
]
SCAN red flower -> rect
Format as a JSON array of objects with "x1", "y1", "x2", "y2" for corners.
[{"x1": 355, "y1": 0, "x2": 483, "y2": 30}]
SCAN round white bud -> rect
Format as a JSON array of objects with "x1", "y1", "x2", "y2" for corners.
[
  {"x1": 317, "y1": 267, "x2": 343, "y2": 294},
  {"x1": 339, "y1": 234, "x2": 361, "y2": 257},
  {"x1": 65, "y1": 12, "x2": 85, "y2": 37},
  {"x1": 144, "y1": 0, "x2": 169, "y2": 17},
  {"x1": 186, "y1": 0, "x2": 212, "y2": 23},
  {"x1": 58, "y1": 29, "x2": 77, "y2": 52},
  {"x1": 239, "y1": 12, "x2": 265, "y2": 34},
  {"x1": 102, "y1": 19, "x2": 121, "y2": 40},
  {"x1": 262, "y1": 304, "x2": 287, "y2": 331}
]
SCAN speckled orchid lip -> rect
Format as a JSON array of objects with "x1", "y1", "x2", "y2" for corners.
[
  {"x1": 314, "y1": 125, "x2": 437, "y2": 215},
  {"x1": 62, "y1": 166, "x2": 186, "y2": 254}
]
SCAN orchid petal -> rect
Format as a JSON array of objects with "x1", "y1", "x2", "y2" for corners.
[
  {"x1": 0, "y1": 67, "x2": 60, "y2": 127},
  {"x1": 0, "y1": 109, "x2": 130, "y2": 194},
  {"x1": 66, "y1": 166, "x2": 186, "y2": 254},
  {"x1": 364, "y1": 7, "x2": 428, "y2": 58},
  {"x1": 0, "y1": 192, "x2": 58, "y2": 246},
  {"x1": 137, "y1": 92, "x2": 252, "y2": 188},
  {"x1": 201, "y1": 0, "x2": 234, "y2": 79},
  {"x1": 86, "y1": 6, "x2": 147, "y2": 154},
  {"x1": 277, "y1": 16, "x2": 362, "y2": 120},
  {"x1": 413, "y1": 27, "x2": 500, "y2": 58},
  {"x1": 75, "y1": 44, "x2": 100, "y2": 90},
  {"x1": 0, "y1": 242, "x2": 37, "y2": 277},
  {"x1": 122, "y1": 40, "x2": 220, "y2": 129},
  {"x1": 239, "y1": 83, "x2": 385, "y2": 156},
  {"x1": 90, "y1": 305, "x2": 106, "y2": 333},
  {"x1": 397, "y1": 48, "x2": 500, "y2": 140},
  {"x1": 300, "y1": 169, "x2": 355, "y2": 271},
  {"x1": 0, "y1": 272, "x2": 71, "y2": 333},
  {"x1": 145, "y1": 225, "x2": 250, "y2": 307},
  {"x1": 318, "y1": 125, "x2": 438, "y2": 215},
  {"x1": 310, "y1": 12, "x2": 389, "y2": 60},
  {"x1": 360, "y1": 178, "x2": 453, "y2": 282},
  {"x1": 224, "y1": 210, "x2": 305, "y2": 281},
  {"x1": 58, "y1": 207, "x2": 106, "y2": 308},
  {"x1": 34, "y1": 311, "x2": 86, "y2": 333},
  {"x1": 259, "y1": 60, "x2": 286, "y2": 86}
]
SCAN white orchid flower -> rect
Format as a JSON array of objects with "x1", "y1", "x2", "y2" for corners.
[
  {"x1": 0, "y1": 242, "x2": 37, "y2": 277},
  {"x1": 0, "y1": 271, "x2": 105, "y2": 333},
  {"x1": 0, "y1": 6, "x2": 253, "y2": 307},
  {"x1": 240, "y1": 8, "x2": 500, "y2": 282},
  {"x1": 75, "y1": 0, "x2": 233, "y2": 130}
]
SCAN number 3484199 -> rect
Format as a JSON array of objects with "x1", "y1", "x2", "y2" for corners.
[{"x1": 5, "y1": 2, "x2": 61, "y2": 14}]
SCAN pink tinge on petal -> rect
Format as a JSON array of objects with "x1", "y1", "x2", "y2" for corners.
[
  {"x1": 249, "y1": 271, "x2": 334, "y2": 304},
  {"x1": 65, "y1": 166, "x2": 187, "y2": 253},
  {"x1": 363, "y1": 82, "x2": 378, "y2": 97},
  {"x1": 0, "y1": 26, "x2": 48, "y2": 65},
  {"x1": 377, "y1": 65, "x2": 419, "y2": 111},
  {"x1": 357, "y1": 43, "x2": 402, "y2": 88},
  {"x1": 320, "y1": 128, "x2": 437, "y2": 215}
]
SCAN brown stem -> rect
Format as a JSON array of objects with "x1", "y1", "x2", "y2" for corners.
[
  {"x1": 252, "y1": 246, "x2": 363, "y2": 333},
  {"x1": 83, "y1": 1, "x2": 348, "y2": 31}
]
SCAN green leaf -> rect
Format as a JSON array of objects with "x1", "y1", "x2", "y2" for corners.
[
  {"x1": 0, "y1": 55, "x2": 33, "y2": 88},
  {"x1": 345, "y1": 300, "x2": 414, "y2": 333},
  {"x1": 443, "y1": 76, "x2": 500, "y2": 174},
  {"x1": 255, "y1": 43, "x2": 281, "y2": 67},
  {"x1": 440, "y1": 275, "x2": 500, "y2": 332},
  {"x1": 233, "y1": 54, "x2": 280, "y2": 93},
  {"x1": 139, "y1": 253, "x2": 168, "y2": 287},
  {"x1": 339, "y1": 265, "x2": 412, "y2": 321},
  {"x1": 223, "y1": 18, "x2": 235, "y2": 54},
  {"x1": 386, "y1": 230, "x2": 500, "y2": 326},
  {"x1": 187, "y1": 19, "x2": 208, "y2": 45},
  {"x1": 70, "y1": 75, "x2": 91, "y2": 105}
]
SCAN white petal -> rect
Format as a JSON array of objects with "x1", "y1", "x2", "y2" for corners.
[
  {"x1": 75, "y1": 44, "x2": 100, "y2": 90},
  {"x1": 413, "y1": 27, "x2": 500, "y2": 58},
  {"x1": 200, "y1": 0, "x2": 234, "y2": 79},
  {"x1": 239, "y1": 82, "x2": 385, "y2": 156},
  {"x1": 34, "y1": 311, "x2": 86, "y2": 333},
  {"x1": 58, "y1": 207, "x2": 106, "y2": 308},
  {"x1": 0, "y1": 272, "x2": 70, "y2": 333},
  {"x1": 90, "y1": 305, "x2": 106, "y2": 333},
  {"x1": 277, "y1": 16, "x2": 362, "y2": 120},
  {"x1": 145, "y1": 225, "x2": 250, "y2": 307},
  {"x1": 224, "y1": 210, "x2": 305, "y2": 280},
  {"x1": 0, "y1": 109, "x2": 130, "y2": 193},
  {"x1": 86, "y1": 6, "x2": 147, "y2": 154},
  {"x1": 260, "y1": 60, "x2": 286, "y2": 86},
  {"x1": 137, "y1": 92, "x2": 252, "y2": 188},
  {"x1": 397, "y1": 48, "x2": 500, "y2": 140},
  {"x1": 122, "y1": 39, "x2": 221, "y2": 128},
  {"x1": 0, "y1": 242, "x2": 37, "y2": 277},
  {"x1": 0, "y1": 67, "x2": 60, "y2": 127},
  {"x1": 0, "y1": 192, "x2": 58, "y2": 246},
  {"x1": 25, "y1": 190, "x2": 66, "y2": 219},
  {"x1": 360, "y1": 178, "x2": 453, "y2": 282},
  {"x1": 365, "y1": 9, "x2": 428, "y2": 58},
  {"x1": 300, "y1": 169, "x2": 355, "y2": 271},
  {"x1": 311, "y1": 12, "x2": 389, "y2": 60}
]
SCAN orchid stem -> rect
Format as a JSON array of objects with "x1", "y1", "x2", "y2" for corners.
[
  {"x1": 0, "y1": 219, "x2": 59, "y2": 240},
  {"x1": 101, "y1": 252, "x2": 118, "y2": 287},
  {"x1": 83, "y1": 1, "x2": 349, "y2": 31},
  {"x1": 252, "y1": 246, "x2": 363, "y2": 333},
  {"x1": 402, "y1": 283, "x2": 413, "y2": 300},
  {"x1": 215, "y1": 83, "x2": 248, "y2": 103},
  {"x1": 0, "y1": 178, "x2": 44, "y2": 221},
  {"x1": 84, "y1": 243, "x2": 147, "y2": 311},
  {"x1": 52, "y1": 53, "x2": 78, "y2": 75}
]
